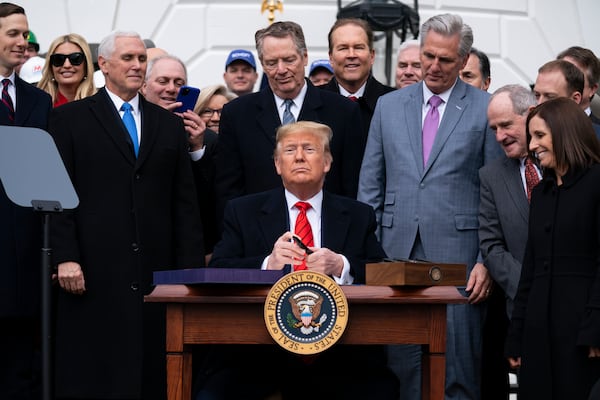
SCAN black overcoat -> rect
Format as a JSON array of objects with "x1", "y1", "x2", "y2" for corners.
[
  {"x1": 506, "y1": 165, "x2": 600, "y2": 399},
  {"x1": 48, "y1": 89, "x2": 204, "y2": 399}
]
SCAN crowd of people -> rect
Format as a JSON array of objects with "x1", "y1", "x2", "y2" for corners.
[{"x1": 1, "y1": 1, "x2": 600, "y2": 399}]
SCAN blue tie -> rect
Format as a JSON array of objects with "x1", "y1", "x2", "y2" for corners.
[
  {"x1": 121, "y1": 102, "x2": 139, "y2": 156},
  {"x1": 282, "y1": 99, "x2": 295, "y2": 125}
]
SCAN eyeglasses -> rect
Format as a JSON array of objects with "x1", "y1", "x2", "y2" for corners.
[
  {"x1": 200, "y1": 108, "x2": 223, "y2": 118},
  {"x1": 50, "y1": 52, "x2": 85, "y2": 67}
]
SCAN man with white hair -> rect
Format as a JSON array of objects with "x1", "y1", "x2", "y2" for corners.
[{"x1": 48, "y1": 30, "x2": 204, "y2": 400}]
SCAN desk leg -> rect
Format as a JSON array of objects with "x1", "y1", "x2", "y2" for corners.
[
  {"x1": 166, "y1": 304, "x2": 193, "y2": 400},
  {"x1": 422, "y1": 353, "x2": 445, "y2": 400}
]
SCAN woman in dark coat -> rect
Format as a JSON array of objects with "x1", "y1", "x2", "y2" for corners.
[{"x1": 506, "y1": 98, "x2": 600, "y2": 399}]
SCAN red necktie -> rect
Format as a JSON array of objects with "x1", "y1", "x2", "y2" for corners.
[
  {"x1": 525, "y1": 158, "x2": 540, "y2": 203},
  {"x1": 348, "y1": 95, "x2": 358, "y2": 102},
  {"x1": 294, "y1": 201, "x2": 313, "y2": 271},
  {"x1": 2, "y1": 79, "x2": 14, "y2": 124}
]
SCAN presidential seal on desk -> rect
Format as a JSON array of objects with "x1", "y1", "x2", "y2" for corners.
[{"x1": 264, "y1": 271, "x2": 349, "y2": 355}]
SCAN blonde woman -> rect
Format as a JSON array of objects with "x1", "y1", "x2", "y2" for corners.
[
  {"x1": 193, "y1": 84, "x2": 236, "y2": 133},
  {"x1": 38, "y1": 33, "x2": 96, "y2": 107}
]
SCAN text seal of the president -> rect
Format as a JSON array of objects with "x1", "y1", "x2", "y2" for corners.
[{"x1": 264, "y1": 271, "x2": 349, "y2": 355}]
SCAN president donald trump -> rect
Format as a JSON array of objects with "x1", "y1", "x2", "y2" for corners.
[{"x1": 202, "y1": 121, "x2": 397, "y2": 400}]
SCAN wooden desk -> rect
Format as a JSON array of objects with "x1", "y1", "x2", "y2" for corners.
[{"x1": 146, "y1": 284, "x2": 466, "y2": 400}]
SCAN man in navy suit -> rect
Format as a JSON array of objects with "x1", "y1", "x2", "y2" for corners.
[
  {"x1": 216, "y1": 21, "x2": 364, "y2": 223},
  {"x1": 48, "y1": 31, "x2": 203, "y2": 400},
  {"x1": 0, "y1": 3, "x2": 52, "y2": 399},
  {"x1": 201, "y1": 121, "x2": 396, "y2": 400},
  {"x1": 358, "y1": 14, "x2": 502, "y2": 400}
]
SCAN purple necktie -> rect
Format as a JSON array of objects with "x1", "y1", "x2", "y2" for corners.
[{"x1": 422, "y1": 95, "x2": 443, "y2": 166}]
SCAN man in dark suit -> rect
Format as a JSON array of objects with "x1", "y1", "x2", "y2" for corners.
[
  {"x1": 557, "y1": 46, "x2": 600, "y2": 123},
  {"x1": 358, "y1": 14, "x2": 501, "y2": 400},
  {"x1": 478, "y1": 84, "x2": 538, "y2": 400},
  {"x1": 0, "y1": 3, "x2": 52, "y2": 399},
  {"x1": 201, "y1": 120, "x2": 396, "y2": 400},
  {"x1": 216, "y1": 21, "x2": 364, "y2": 220},
  {"x1": 48, "y1": 31, "x2": 204, "y2": 400},
  {"x1": 321, "y1": 18, "x2": 394, "y2": 139},
  {"x1": 141, "y1": 54, "x2": 218, "y2": 263}
]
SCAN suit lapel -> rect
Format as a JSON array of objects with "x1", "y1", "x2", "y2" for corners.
[
  {"x1": 136, "y1": 96, "x2": 158, "y2": 168},
  {"x1": 298, "y1": 81, "x2": 323, "y2": 122},
  {"x1": 424, "y1": 80, "x2": 467, "y2": 174},
  {"x1": 14, "y1": 77, "x2": 38, "y2": 126},
  {"x1": 321, "y1": 192, "x2": 350, "y2": 251},
  {"x1": 90, "y1": 89, "x2": 136, "y2": 165},
  {"x1": 407, "y1": 83, "x2": 425, "y2": 174},
  {"x1": 258, "y1": 189, "x2": 290, "y2": 248},
  {"x1": 256, "y1": 88, "x2": 281, "y2": 146},
  {"x1": 502, "y1": 158, "x2": 529, "y2": 222}
]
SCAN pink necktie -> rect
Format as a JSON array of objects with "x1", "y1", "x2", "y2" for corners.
[
  {"x1": 422, "y1": 95, "x2": 443, "y2": 165},
  {"x1": 294, "y1": 201, "x2": 313, "y2": 271}
]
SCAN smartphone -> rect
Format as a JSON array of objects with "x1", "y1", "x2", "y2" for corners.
[
  {"x1": 292, "y1": 235, "x2": 313, "y2": 254},
  {"x1": 174, "y1": 85, "x2": 200, "y2": 113}
]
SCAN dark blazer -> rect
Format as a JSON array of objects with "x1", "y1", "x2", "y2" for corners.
[
  {"x1": 479, "y1": 157, "x2": 530, "y2": 317},
  {"x1": 191, "y1": 128, "x2": 218, "y2": 254},
  {"x1": 210, "y1": 188, "x2": 386, "y2": 284},
  {"x1": 48, "y1": 88, "x2": 204, "y2": 399},
  {"x1": 321, "y1": 74, "x2": 395, "y2": 139},
  {"x1": 215, "y1": 80, "x2": 365, "y2": 216},
  {"x1": 590, "y1": 112, "x2": 600, "y2": 125},
  {"x1": 0, "y1": 76, "x2": 52, "y2": 317},
  {"x1": 506, "y1": 165, "x2": 600, "y2": 399}
]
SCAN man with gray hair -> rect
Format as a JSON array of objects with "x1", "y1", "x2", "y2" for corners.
[
  {"x1": 479, "y1": 84, "x2": 538, "y2": 400},
  {"x1": 395, "y1": 39, "x2": 422, "y2": 89},
  {"x1": 141, "y1": 53, "x2": 219, "y2": 261},
  {"x1": 358, "y1": 13, "x2": 502, "y2": 399},
  {"x1": 48, "y1": 30, "x2": 204, "y2": 399},
  {"x1": 216, "y1": 21, "x2": 364, "y2": 224}
]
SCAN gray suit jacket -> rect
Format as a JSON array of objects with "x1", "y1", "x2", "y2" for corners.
[
  {"x1": 358, "y1": 79, "x2": 502, "y2": 270},
  {"x1": 478, "y1": 157, "x2": 529, "y2": 316}
]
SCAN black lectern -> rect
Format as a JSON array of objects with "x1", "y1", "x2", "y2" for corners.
[{"x1": 0, "y1": 126, "x2": 78, "y2": 400}]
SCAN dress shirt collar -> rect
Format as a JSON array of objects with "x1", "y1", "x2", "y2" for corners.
[
  {"x1": 284, "y1": 189, "x2": 323, "y2": 219},
  {"x1": 105, "y1": 87, "x2": 140, "y2": 115},
  {"x1": 274, "y1": 81, "x2": 308, "y2": 120},
  {"x1": 0, "y1": 71, "x2": 16, "y2": 85},
  {"x1": 422, "y1": 79, "x2": 457, "y2": 106},
  {"x1": 338, "y1": 81, "x2": 366, "y2": 98}
]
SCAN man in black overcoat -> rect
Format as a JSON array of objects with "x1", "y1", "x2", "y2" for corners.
[{"x1": 48, "y1": 31, "x2": 204, "y2": 400}]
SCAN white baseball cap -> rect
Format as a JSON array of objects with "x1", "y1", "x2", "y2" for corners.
[{"x1": 20, "y1": 56, "x2": 45, "y2": 84}]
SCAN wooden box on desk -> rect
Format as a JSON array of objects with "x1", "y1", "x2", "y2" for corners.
[{"x1": 366, "y1": 260, "x2": 466, "y2": 286}]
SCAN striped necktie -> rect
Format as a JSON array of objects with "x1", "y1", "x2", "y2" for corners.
[
  {"x1": 282, "y1": 99, "x2": 295, "y2": 125},
  {"x1": 2, "y1": 79, "x2": 14, "y2": 124}
]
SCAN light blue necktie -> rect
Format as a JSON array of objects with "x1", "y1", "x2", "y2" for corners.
[
  {"x1": 282, "y1": 99, "x2": 295, "y2": 125},
  {"x1": 121, "y1": 102, "x2": 139, "y2": 157}
]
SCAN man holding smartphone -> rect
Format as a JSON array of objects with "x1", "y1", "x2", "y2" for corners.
[{"x1": 141, "y1": 54, "x2": 219, "y2": 261}]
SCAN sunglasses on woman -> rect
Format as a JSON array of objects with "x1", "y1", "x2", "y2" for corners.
[{"x1": 50, "y1": 52, "x2": 85, "y2": 67}]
